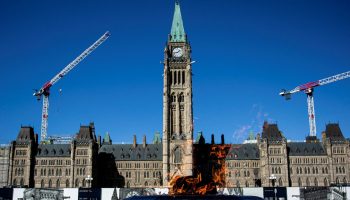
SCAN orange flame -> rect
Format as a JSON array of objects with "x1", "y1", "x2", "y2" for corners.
[{"x1": 169, "y1": 144, "x2": 232, "y2": 195}]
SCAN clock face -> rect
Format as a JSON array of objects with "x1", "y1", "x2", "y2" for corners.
[{"x1": 172, "y1": 47, "x2": 183, "y2": 57}]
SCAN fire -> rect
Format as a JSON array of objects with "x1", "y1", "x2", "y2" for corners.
[{"x1": 169, "y1": 144, "x2": 232, "y2": 195}]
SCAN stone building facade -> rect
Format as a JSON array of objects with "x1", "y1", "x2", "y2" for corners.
[
  {"x1": 4, "y1": 1, "x2": 350, "y2": 190},
  {"x1": 0, "y1": 144, "x2": 10, "y2": 187},
  {"x1": 8, "y1": 123, "x2": 98, "y2": 188}
]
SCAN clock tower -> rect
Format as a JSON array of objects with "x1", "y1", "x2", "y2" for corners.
[{"x1": 162, "y1": 1, "x2": 193, "y2": 186}]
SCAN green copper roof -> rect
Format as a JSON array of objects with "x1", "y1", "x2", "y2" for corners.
[
  {"x1": 104, "y1": 132, "x2": 111, "y2": 143},
  {"x1": 170, "y1": 1, "x2": 186, "y2": 42},
  {"x1": 153, "y1": 131, "x2": 161, "y2": 144}
]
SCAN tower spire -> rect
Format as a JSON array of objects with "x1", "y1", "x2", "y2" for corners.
[{"x1": 170, "y1": 1, "x2": 186, "y2": 42}]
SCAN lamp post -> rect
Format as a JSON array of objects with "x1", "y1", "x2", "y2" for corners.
[
  {"x1": 269, "y1": 174, "x2": 277, "y2": 200},
  {"x1": 85, "y1": 175, "x2": 93, "y2": 188}
]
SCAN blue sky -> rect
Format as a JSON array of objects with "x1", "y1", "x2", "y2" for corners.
[{"x1": 0, "y1": 0, "x2": 350, "y2": 144}]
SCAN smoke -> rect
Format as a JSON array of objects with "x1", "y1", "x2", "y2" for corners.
[{"x1": 232, "y1": 104, "x2": 274, "y2": 143}]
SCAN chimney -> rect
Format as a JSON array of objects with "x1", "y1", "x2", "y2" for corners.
[
  {"x1": 211, "y1": 134, "x2": 215, "y2": 144},
  {"x1": 221, "y1": 134, "x2": 225, "y2": 144},
  {"x1": 133, "y1": 135, "x2": 137, "y2": 148},
  {"x1": 143, "y1": 135, "x2": 147, "y2": 148}
]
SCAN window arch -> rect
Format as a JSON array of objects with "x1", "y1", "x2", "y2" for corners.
[
  {"x1": 324, "y1": 178, "x2": 328, "y2": 186},
  {"x1": 173, "y1": 147, "x2": 182, "y2": 164},
  {"x1": 41, "y1": 179, "x2": 44, "y2": 188},
  {"x1": 236, "y1": 180, "x2": 240, "y2": 187},
  {"x1": 145, "y1": 181, "x2": 148, "y2": 187},
  {"x1": 343, "y1": 177, "x2": 347, "y2": 184},
  {"x1": 75, "y1": 179, "x2": 79, "y2": 187},
  {"x1": 312, "y1": 178, "x2": 317, "y2": 186},
  {"x1": 182, "y1": 71, "x2": 185, "y2": 85},
  {"x1": 82, "y1": 179, "x2": 86, "y2": 187},
  {"x1": 298, "y1": 178, "x2": 302, "y2": 187},
  {"x1": 20, "y1": 178, "x2": 24, "y2": 186},
  {"x1": 278, "y1": 178, "x2": 283, "y2": 186},
  {"x1": 56, "y1": 179, "x2": 60, "y2": 188},
  {"x1": 48, "y1": 179, "x2": 52, "y2": 188},
  {"x1": 245, "y1": 181, "x2": 249, "y2": 187},
  {"x1": 336, "y1": 177, "x2": 340, "y2": 185},
  {"x1": 306, "y1": 178, "x2": 310, "y2": 187},
  {"x1": 66, "y1": 179, "x2": 70, "y2": 188},
  {"x1": 126, "y1": 181, "x2": 130, "y2": 188},
  {"x1": 13, "y1": 179, "x2": 17, "y2": 186}
]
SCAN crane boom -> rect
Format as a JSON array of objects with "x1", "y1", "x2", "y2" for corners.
[
  {"x1": 34, "y1": 31, "x2": 110, "y2": 98},
  {"x1": 34, "y1": 31, "x2": 110, "y2": 142},
  {"x1": 279, "y1": 69, "x2": 350, "y2": 97},
  {"x1": 279, "y1": 69, "x2": 350, "y2": 137}
]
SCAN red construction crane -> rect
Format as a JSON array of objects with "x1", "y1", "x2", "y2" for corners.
[
  {"x1": 33, "y1": 31, "x2": 110, "y2": 143},
  {"x1": 280, "y1": 70, "x2": 350, "y2": 137}
]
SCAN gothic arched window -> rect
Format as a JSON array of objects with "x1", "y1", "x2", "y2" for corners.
[
  {"x1": 278, "y1": 178, "x2": 283, "y2": 186},
  {"x1": 48, "y1": 179, "x2": 52, "y2": 188},
  {"x1": 56, "y1": 179, "x2": 60, "y2": 188},
  {"x1": 236, "y1": 180, "x2": 240, "y2": 187},
  {"x1": 174, "y1": 147, "x2": 182, "y2": 164},
  {"x1": 306, "y1": 178, "x2": 310, "y2": 187},
  {"x1": 66, "y1": 179, "x2": 70, "y2": 188},
  {"x1": 324, "y1": 178, "x2": 328, "y2": 186},
  {"x1": 174, "y1": 71, "x2": 177, "y2": 85},
  {"x1": 182, "y1": 71, "x2": 185, "y2": 85},
  {"x1": 75, "y1": 179, "x2": 79, "y2": 187},
  {"x1": 298, "y1": 178, "x2": 302, "y2": 187},
  {"x1": 314, "y1": 178, "x2": 318, "y2": 186}
]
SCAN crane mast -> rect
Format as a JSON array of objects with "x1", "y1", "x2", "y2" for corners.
[
  {"x1": 34, "y1": 31, "x2": 110, "y2": 142},
  {"x1": 280, "y1": 69, "x2": 350, "y2": 137}
]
